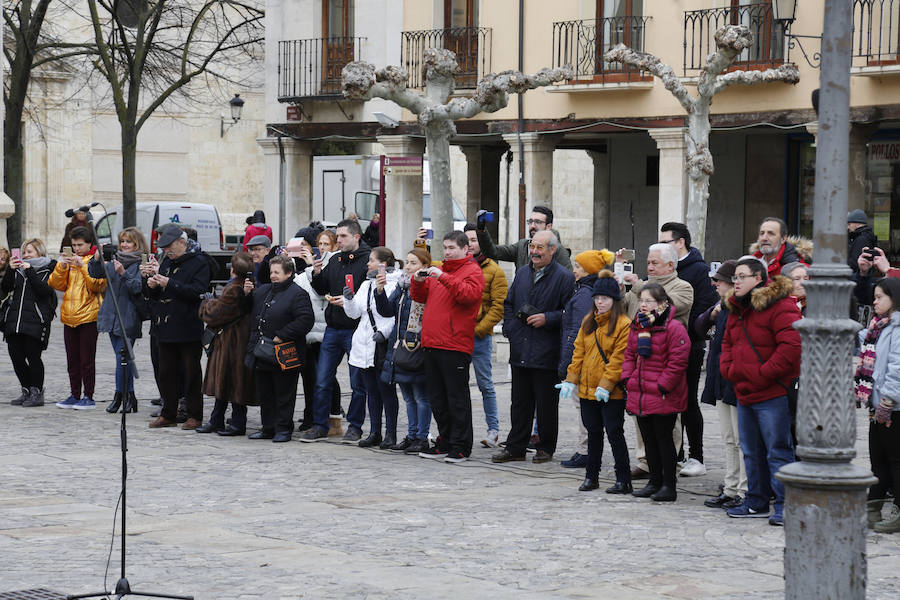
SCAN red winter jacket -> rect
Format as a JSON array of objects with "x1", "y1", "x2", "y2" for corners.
[
  {"x1": 242, "y1": 223, "x2": 273, "y2": 251},
  {"x1": 720, "y1": 275, "x2": 802, "y2": 406},
  {"x1": 621, "y1": 307, "x2": 691, "y2": 416},
  {"x1": 410, "y1": 255, "x2": 484, "y2": 355}
]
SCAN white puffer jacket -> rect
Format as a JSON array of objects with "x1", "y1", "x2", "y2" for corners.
[
  {"x1": 344, "y1": 269, "x2": 401, "y2": 369},
  {"x1": 293, "y1": 251, "x2": 334, "y2": 344}
]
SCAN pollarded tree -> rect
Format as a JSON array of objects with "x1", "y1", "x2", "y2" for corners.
[
  {"x1": 605, "y1": 25, "x2": 800, "y2": 254},
  {"x1": 342, "y1": 48, "x2": 572, "y2": 256}
]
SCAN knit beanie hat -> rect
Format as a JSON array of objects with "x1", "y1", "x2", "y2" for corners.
[
  {"x1": 847, "y1": 209, "x2": 868, "y2": 224},
  {"x1": 591, "y1": 272, "x2": 621, "y2": 301},
  {"x1": 294, "y1": 226, "x2": 321, "y2": 248},
  {"x1": 575, "y1": 249, "x2": 615, "y2": 275}
]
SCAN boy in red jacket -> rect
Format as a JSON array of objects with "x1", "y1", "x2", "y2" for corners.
[{"x1": 411, "y1": 231, "x2": 484, "y2": 463}]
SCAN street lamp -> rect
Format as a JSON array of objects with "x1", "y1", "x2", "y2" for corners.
[
  {"x1": 772, "y1": 0, "x2": 797, "y2": 22},
  {"x1": 220, "y1": 94, "x2": 245, "y2": 137},
  {"x1": 772, "y1": 0, "x2": 822, "y2": 68}
]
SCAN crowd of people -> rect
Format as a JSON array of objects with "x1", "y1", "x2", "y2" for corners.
[{"x1": 1, "y1": 206, "x2": 898, "y2": 533}]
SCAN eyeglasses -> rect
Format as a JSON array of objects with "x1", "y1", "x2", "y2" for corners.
[
  {"x1": 731, "y1": 274, "x2": 759, "y2": 283},
  {"x1": 639, "y1": 299, "x2": 659, "y2": 305},
  {"x1": 528, "y1": 243, "x2": 548, "y2": 251},
  {"x1": 660, "y1": 239, "x2": 679, "y2": 244},
  {"x1": 526, "y1": 219, "x2": 547, "y2": 225}
]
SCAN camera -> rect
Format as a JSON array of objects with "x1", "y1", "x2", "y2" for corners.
[
  {"x1": 417, "y1": 270, "x2": 429, "y2": 278},
  {"x1": 101, "y1": 244, "x2": 116, "y2": 261},
  {"x1": 862, "y1": 251, "x2": 875, "y2": 261},
  {"x1": 476, "y1": 209, "x2": 495, "y2": 230},
  {"x1": 515, "y1": 303, "x2": 539, "y2": 324}
]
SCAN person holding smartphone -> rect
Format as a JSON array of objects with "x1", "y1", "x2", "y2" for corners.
[
  {"x1": 3, "y1": 239, "x2": 57, "y2": 407},
  {"x1": 88, "y1": 227, "x2": 149, "y2": 413}
]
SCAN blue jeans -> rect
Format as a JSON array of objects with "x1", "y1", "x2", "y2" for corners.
[
  {"x1": 362, "y1": 367, "x2": 399, "y2": 437},
  {"x1": 471, "y1": 334, "x2": 499, "y2": 431},
  {"x1": 109, "y1": 334, "x2": 137, "y2": 393},
  {"x1": 398, "y1": 381, "x2": 431, "y2": 440},
  {"x1": 313, "y1": 327, "x2": 366, "y2": 430},
  {"x1": 737, "y1": 395, "x2": 795, "y2": 515}
]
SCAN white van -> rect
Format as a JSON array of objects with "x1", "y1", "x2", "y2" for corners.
[{"x1": 95, "y1": 202, "x2": 225, "y2": 254}]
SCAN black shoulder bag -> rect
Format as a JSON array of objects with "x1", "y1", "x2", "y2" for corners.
[
  {"x1": 367, "y1": 286, "x2": 388, "y2": 371},
  {"x1": 393, "y1": 290, "x2": 424, "y2": 372}
]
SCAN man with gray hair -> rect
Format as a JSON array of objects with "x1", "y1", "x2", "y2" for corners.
[
  {"x1": 619, "y1": 242, "x2": 694, "y2": 478},
  {"x1": 492, "y1": 230, "x2": 574, "y2": 464}
]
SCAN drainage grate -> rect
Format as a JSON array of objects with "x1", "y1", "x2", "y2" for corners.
[{"x1": 0, "y1": 591, "x2": 66, "y2": 600}]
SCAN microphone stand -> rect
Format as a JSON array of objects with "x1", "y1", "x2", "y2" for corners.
[{"x1": 68, "y1": 218, "x2": 192, "y2": 600}]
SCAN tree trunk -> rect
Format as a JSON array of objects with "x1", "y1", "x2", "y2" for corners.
[
  {"x1": 3, "y1": 115, "x2": 26, "y2": 247},
  {"x1": 686, "y1": 103, "x2": 712, "y2": 254},
  {"x1": 425, "y1": 122, "x2": 453, "y2": 260},
  {"x1": 121, "y1": 124, "x2": 138, "y2": 228}
]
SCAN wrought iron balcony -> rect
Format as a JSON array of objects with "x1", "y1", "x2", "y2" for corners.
[
  {"x1": 852, "y1": 0, "x2": 900, "y2": 66},
  {"x1": 684, "y1": 3, "x2": 788, "y2": 74},
  {"x1": 552, "y1": 16, "x2": 652, "y2": 84},
  {"x1": 277, "y1": 37, "x2": 365, "y2": 102},
  {"x1": 401, "y1": 27, "x2": 492, "y2": 89}
]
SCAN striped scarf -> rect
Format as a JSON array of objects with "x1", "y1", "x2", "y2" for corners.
[{"x1": 854, "y1": 315, "x2": 891, "y2": 408}]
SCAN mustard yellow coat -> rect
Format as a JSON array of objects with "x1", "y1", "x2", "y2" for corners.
[
  {"x1": 564, "y1": 311, "x2": 630, "y2": 401},
  {"x1": 48, "y1": 261, "x2": 106, "y2": 327}
]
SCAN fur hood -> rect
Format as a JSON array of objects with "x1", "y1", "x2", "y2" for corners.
[
  {"x1": 725, "y1": 275, "x2": 795, "y2": 313},
  {"x1": 748, "y1": 235, "x2": 813, "y2": 264}
]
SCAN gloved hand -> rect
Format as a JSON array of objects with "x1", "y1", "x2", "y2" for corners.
[
  {"x1": 874, "y1": 398, "x2": 894, "y2": 427},
  {"x1": 342, "y1": 286, "x2": 354, "y2": 300},
  {"x1": 555, "y1": 382, "x2": 576, "y2": 401},
  {"x1": 594, "y1": 387, "x2": 610, "y2": 403}
]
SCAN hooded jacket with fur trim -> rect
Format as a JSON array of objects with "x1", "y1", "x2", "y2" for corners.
[
  {"x1": 720, "y1": 275, "x2": 802, "y2": 406},
  {"x1": 749, "y1": 235, "x2": 812, "y2": 279}
]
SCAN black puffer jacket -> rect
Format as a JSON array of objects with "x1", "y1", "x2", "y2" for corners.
[
  {"x1": 143, "y1": 245, "x2": 211, "y2": 343},
  {"x1": 848, "y1": 225, "x2": 877, "y2": 272},
  {"x1": 310, "y1": 241, "x2": 371, "y2": 329},
  {"x1": 1, "y1": 260, "x2": 58, "y2": 348},
  {"x1": 245, "y1": 279, "x2": 314, "y2": 371},
  {"x1": 676, "y1": 247, "x2": 718, "y2": 345}
]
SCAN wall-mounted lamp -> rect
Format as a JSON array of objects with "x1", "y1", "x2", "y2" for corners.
[
  {"x1": 220, "y1": 94, "x2": 245, "y2": 137},
  {"x1": 772, "y1": 0, "x2": 822, "y2": 69},
  {"x1": 372, "y1": 111, "x2": 399, "y2": 128}
]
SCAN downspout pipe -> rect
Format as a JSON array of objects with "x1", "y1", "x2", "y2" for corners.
[{"x1": 517, "y1": 0, "x2": 526, "y2": 239}]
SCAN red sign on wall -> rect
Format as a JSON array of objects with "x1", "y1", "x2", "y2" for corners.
[{"x1": 286, "y1": 106, "x2": 302, "y2": 121}]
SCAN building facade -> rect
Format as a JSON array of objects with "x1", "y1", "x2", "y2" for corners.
[{"x1": 262, "y1": 0, "x2": 900, "y2": 266}]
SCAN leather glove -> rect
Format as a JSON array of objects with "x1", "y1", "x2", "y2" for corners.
[
  {"x1": 594, "y1": 387, "x2": 610, "y2": 403},
  {"x1": 555, "y1": 382, "x2": 576, "y2": 401}
]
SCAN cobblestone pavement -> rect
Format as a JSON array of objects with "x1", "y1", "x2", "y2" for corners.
[{"x1": 1, "y1": 325, "x2": 898, "y2": 599}]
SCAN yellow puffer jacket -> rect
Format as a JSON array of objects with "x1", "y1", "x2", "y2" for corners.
[
  {"x1": 48, "y1": 260, "x2": 106, "y2": 327},
  {"x1": 475, "y1": 257, "x2": 508, "y2": 338},
  {"x1": 565, "y1": 310, "x2": 630, "y2": 400}
]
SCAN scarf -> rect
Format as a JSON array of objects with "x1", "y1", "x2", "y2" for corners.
[
  {"x1": 633, "y1": 308, "x2": 660, "y2": 357},
  {"x1": 23, "y1": 256, "x2": 52, "y2": 270},
  {"x1": 115, "y1": 250, "x2": 142, "y2": 268},
  {"x1": 854, "y1": 315, "x2": 891, "y2": 408}
]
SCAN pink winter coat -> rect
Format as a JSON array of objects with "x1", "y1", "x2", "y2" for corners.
[{"x1": 621, "y1": 308, "x2": 691, "y2": 416}]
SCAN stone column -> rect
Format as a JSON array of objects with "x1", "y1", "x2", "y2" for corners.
[
  {"x1": 649, "y1": 127, "x2": 688, "y2": 230},
  {"x1": 256, "y1": 137, "x2": 314, "y2": 245},
  {"x1": 502, "y1": 133, "x2": 557, "y2": 239},
  {"x1": 461, "y1": 145, "x2": 504, "y2": 240},
  {"x1": 377, "y1": 134, "x2": 425, "y2": 255},
  {"x1": 588, "y1": 149, "x2": 610, "y2": 249}
]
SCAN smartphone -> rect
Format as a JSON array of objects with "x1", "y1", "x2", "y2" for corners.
[
  {"x1": 621, "y1": 249, "x2": 636, "y2": 262},
  {"x1": 426, "y1": 229, "x2": 434, "y2": 240},
  {"x1": 11, "y1": 248, "x2": 20, "y2": 261},
  {"x1": 141, "y1": 254, "x2": 148, "y2": 265},
  {"x1": 312, "y1": 248, "x2": 321, "y2": 260},
  {"x1": 63, "y1": 246, "x2": 73, "y2": 257},
  {"x1": 345, "y1": 274, "x2": 354, "y2": 290},
  {"x1": 417, "y1": 270, "x2": 429, "y2": 278}
]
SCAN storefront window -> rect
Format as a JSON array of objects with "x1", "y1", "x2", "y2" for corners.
[{"x1": 867, "y1": 138, "x2": 900, "y2": 260}]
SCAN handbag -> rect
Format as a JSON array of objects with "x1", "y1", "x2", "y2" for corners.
[
  {"x1": 252, "y1": 288, "x2": 303, "y2": 371},
  {"x1": 393, "y1": 291, "x2": 424, "y2": 372},
  {"x1": 367, "y1": 287, "x2": 389, "y2": 371}
]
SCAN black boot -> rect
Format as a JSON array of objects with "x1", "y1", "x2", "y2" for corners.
[
  {"x1": 632, "y1": 483, "x2": 662, "y2": 498},
  {"x1": 650, "y1": 485, "x2": 677, "y2": 502},
  {"x1": 358, "y1": 432, "x2": 382, "y2": 448},
  {"x1": 605, "y1": 481, "x2": 633, "y2": 494},
  {"x1": 106, "y1": 392, "x2": 123, "y2": 413},
  {"x1": 378, "y1": 433, "x2": 396, "y2": 450},
  {"x1": 123, "y1": 392, "x2": 138, "y2": 413},
  {"x1": 578, "y1": 477, "x2": 599, "y2": 492}
]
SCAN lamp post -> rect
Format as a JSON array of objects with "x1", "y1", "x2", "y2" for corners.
[
  {"x1": 776, "y1": 1, "x2": 877, "y2": 598},
  {"x1": 220, "y1": 93, "x2": 245, "y2": 137}
]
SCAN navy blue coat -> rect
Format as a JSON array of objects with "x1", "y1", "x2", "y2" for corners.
[
  {"x1": 503, "y1": 261, "x2": 574, "y2": 371},
  {"x1": 557, "y1": 273, "x2": 597, "y2": 378},
  {"x1": 677, "y1": 247, "x2": 718, "y2": 345},
  {"x1": 142, "y1": 246, "x2": 211, "y2": 343},
  {"x1": 375, "y1": 284, "x2": 426, "y2": 386},
  {"x1": 695, "y1": 301, "x2": 737, "y2": 406},
  {"x1": 88, "y1": 259, "x2": 143, "y2": 340}
]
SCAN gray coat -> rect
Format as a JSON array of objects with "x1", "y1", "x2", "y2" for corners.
[
  {"x1": 88, "y1": 259, "x2": 143, "y2": 339},
  {"x1": 858, "y1": 310, "x2": 900, "y2": 411}
]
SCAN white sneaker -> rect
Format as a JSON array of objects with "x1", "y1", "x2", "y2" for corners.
[
  {"x1": 481, "y1": 429, "x2": 500, "y2": 448},
  {"x1": 679, "y1": 458, "x2": 707, "y2": 477}
]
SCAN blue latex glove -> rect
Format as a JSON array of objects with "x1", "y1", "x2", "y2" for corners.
[
  {"x1": 594, "y1": 386, "x2": 610, "y2": 403},
  {"x1": 555, "y1": 382, "x2": 576, "y2": 401}
]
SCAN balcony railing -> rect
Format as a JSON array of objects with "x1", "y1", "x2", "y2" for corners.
[
  {"x1": 277, "y1": 37, "x2": 365, "y2": 102},
  {"x1": 853, "y1": 0, "x2": 900, "y2": 65},
  {"x1": 552, "y1": 16, "x2": 652, "y2": 84},
  {"x1": 401, "y1": 27, "x2": 492, "y2": 89},
  {"x1": 684, "y1": 3, "x2": 788, "y2": 74}
]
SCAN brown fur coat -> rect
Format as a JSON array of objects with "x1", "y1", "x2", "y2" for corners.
[{"x1": 199, "y1": 280, "x2": 257, "y2": 405}]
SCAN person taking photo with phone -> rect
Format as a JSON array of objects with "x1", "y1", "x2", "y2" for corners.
[
  {"x1": 50, "y1": 226, "x2": 106, "y2": 410},
  {"x1": 3, "y1": 239, "x2": 57, "y2": 407}
]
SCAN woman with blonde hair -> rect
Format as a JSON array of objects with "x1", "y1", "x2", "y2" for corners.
[
  {"x1": 88, "y1": 226, "x2": 149, "y2": 413},
  {"x1": 2, "y1": 238, "x2": 57, "y2": 406}
]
